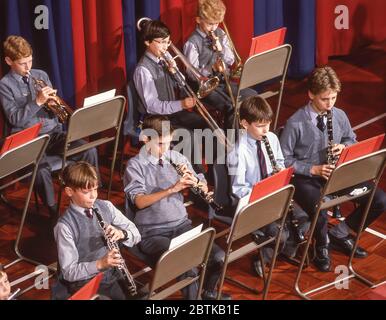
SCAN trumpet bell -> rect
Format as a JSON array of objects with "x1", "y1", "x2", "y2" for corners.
[{"x1": 197, "y1": 76, "x2": 220, "y2": 99}]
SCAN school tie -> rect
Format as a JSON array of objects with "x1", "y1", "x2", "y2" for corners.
[
  {"x1": 158, "y1": 59, "x2": 167, "y2": 69},
  {"x1": 316, "y1": 114, "x2": 326, "y2": 132},
  {"x1": 22, "y1": 75, "x2": 29, "y2": 84},
  {"x1": 84, "y1": 208, "x2": 93, "y2": 219},
  {"x1": 256, "y1": 140, "x2": 268, "y2": 179}
]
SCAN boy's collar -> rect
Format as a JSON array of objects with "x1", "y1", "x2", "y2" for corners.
[
  {"x1": 145, "y1": 50, "x2": 161, "y2": 63},
  {"x1": 10, "y1": 69, "x2": 24, "y2": 81},
  {"x1": 144, "y1": 149, "x2": 168, "y2": 165},
  {"x1": 196, "y1": 27, "x2": 208, "y2": 38},
  {"x1": 70, "y1": 201, "x2": 90, "y2": 216}
]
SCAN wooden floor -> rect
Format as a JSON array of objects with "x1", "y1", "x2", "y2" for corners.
[{"x1": 1, "y1": 41, "x2": 385, "y2": 300}]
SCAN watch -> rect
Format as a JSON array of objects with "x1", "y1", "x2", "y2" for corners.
[{"x1": 121, "y1": 229, "x2": 128, "y2": 240}]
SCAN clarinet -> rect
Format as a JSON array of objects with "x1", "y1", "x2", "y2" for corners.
[
  {"x1": 326, "y1": 110, "x2": 338, "y2": 165},
  {"x1": 166, "y1": 157, "x2": 223, "y2": 212},
  {"x1": 92, "y1": 207, "x2": 137, "y2": 296},
  {"x1": 261, "y1": 136, "x2": 305, "y2": 243},
  {"x1": 325, "y1": 111, "x2": 342, "y2": 218}
]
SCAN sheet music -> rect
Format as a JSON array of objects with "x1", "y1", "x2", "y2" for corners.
[
  {"x1": 169, "y1": 224, "x2": 203, "y2": 250},
  {"x1": 83, "y1": 89, "x2": 116, "y2": 107}
]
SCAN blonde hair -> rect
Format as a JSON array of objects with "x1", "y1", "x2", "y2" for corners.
[
  {"x1": 3, "y1": 35, "x2": 33, "y2": 61},
  {"x1": 198, "y1": 0, "x2": 226, "y2": 22}
]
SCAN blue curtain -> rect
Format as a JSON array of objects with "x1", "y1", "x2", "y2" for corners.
[
  {"x1": 254, "y1": 0, "x2": 316, "y2": 77},
  {"x1": 283, "y1": 0, "x2": 316, "y2": 77},
  {"x1": 0, "y1": 0, "x2": 75, "y2": 105},
  {"x1": 122, "y1": 0, "x2": 161, "y2": 80},
  {"x1": 254, "y1": 0, "x2": 284, "y2": 36}
]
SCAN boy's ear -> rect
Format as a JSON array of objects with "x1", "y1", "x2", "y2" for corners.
[
  {"x1": 195, "y1": 17, "x2": 201, "y2": 24},
  {"x1": 308, "y1": 90, "x2": 315, "y2": 101},
  {"x1": 240, "y1": 119, "x2": 249, "y2": 130},
  {"x1": 144, "y1": 40, "x2": 150, "y2": 47},
  {"x1": 141, "y1": 135, "x2": 150, "y2": 143},
  {"x1": 64, "y1": 186, "x2": 74, "y2": 198},
  {"x1": 4, "y1": 57, "x2": 13, "y2": 66}
]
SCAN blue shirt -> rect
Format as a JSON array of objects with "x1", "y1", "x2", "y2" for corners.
[{"x1": 227, "y1": 131, "x2": 284, "y2": 199}]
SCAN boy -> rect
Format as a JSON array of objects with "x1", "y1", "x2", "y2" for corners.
[
  {"x1": 0, "y1": 35, "x2": 99, "y2": 220},
  {"x1": 124, "y1": 115, "x2": 230, "y2": 300},
  {"x1": 280, "y1": 66, "x2": 386, "y2": 272},
  {"x1": 134, "y1": 19, "x2": 207, "y2": 130},
  {"x1": 54, "y1": 161, "x2": 141, "y2": 300},
  {"x1": 0, "y1": 265, "x2": 11, "y2": 300},
  {"x1": 227, "y1": 96, "x2": 310, "y2": 277},
  {"x1": 183, "y1": 0, "x2": 256, "y2": 129}
]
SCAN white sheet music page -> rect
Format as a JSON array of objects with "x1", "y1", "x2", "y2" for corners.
[
  {"x1": 83, "y1": 89, "x2": 116, "y2": 107},
  {"x1": 169, "y1": 224, "x2": 203, "y2": 250}
]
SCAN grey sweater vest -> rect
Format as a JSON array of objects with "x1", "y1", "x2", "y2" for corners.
[
  {"x1": 59, "y1": 200, "x2": 113, "y2": 267},
  {"x1": 137, "y1": 54, "x2": 178, "y2": 101},
  {"x1": 187, "y1": 28, "x2": 226, "y2": 75}
]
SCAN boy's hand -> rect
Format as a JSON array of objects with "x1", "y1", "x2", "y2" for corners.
[
  {"x1": 310, "y1": 164, "x2": 335, "y2": 180},
  {"x1": 36, "y1": 86, "x2": 56, "y2": 106},
  {"x1": 105, "y1": 225, "x2": 125, "y2": 242},
  {"x1": 331, "y1": 143, "x2": 345, "y2": 156},
  {"x1": 181, "y1": 97, "x2": 196, "y2": 110},
  {"x1": 196, "y1": 180, "x2": 209, "y2": 193},
  {"x1": 169, "y1": 176, "x2": 196, "y2": 194},
  {"x1": 96, "y1": 248, "x2": 122, "y2": 270},
  {"x1": 212, "y1": 57, "x2": 226, "y2": 73}
]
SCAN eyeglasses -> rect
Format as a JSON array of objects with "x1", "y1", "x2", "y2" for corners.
[{"x1": 152, "y1": 39, "x2": 172, "y2": 46}]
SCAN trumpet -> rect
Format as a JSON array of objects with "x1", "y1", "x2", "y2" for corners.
[
  {"x1": 93, "y1": 207, "x2": 137, "y2": 297},
  {"x1": 208, "y1": 30, "x2": 236, "y2": 108},
  {"x1": 28, "y1": 72, "x2": 73, "y2": 123}
]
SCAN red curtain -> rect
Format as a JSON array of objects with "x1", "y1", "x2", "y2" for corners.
[
  {"x1": 160, "y1": 0, "x2": 254, "y2": 61},
  {"x1": 70, "y1": 0, "x2": 127, "y2": 107},
  {"x1": 316, "y1": 0, "x2": 386, "y2": 65}
]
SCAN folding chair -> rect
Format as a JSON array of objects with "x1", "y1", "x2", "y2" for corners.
[
  {"x1": 0, "y1": 134, "x2": 57, "y2": 295},
  {"x1": 120, "y1": 82, "x2": 145, "y2": 175},
  {"x1": 147, "y1": 227, "x2": 216, "y2": 300},
  {"x1": 0, "y1": 106, "x2": 12, "y2": 211},
  {"x1": 208, "y1": 160, "x2": 236, "y2": 238},
  {"x1": 123, "y1": 198, "x2": 153, "y2": 280},
  {"x1": 216, "y1": 184, "x2": 294, "y2": 300},
  {"x1": 233, "y1": 44, "x2": 292, "y2": 130},
  {"x1": 68, "y1": 273, "x2": 103, "y2": 300},
  {"x1": 56, "y1": 96, "x2": 126, "y2": 212},
  {"x1": 294, "y1": 149, "x2": 386, "y2": 300}
]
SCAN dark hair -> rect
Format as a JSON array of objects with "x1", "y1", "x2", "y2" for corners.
[
  {"x1": 239, "y1": 95, "x2": 273, "y2": 124},
  {"x1": 141, "y1": 115, "x2": 174, "y2": 138},
  {"x1": 61, "y1": 161, "x2": 98, "y2": 190},
  {"x1": 139, "y1": 19, "x2": 170, "y2": 42},
  {"x1": 308, "y1": 66, "x2": 341, "y2": 95}
]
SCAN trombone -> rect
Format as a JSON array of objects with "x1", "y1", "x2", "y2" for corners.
[
  {"x1": 137, "y1": 17, "x2": 232, "y2": 149},
  {"x1": 221, "y1": 21, "x2": 243, "y2": 80},
  {"x1": 137, "y1": 17, "x2": 219, "y2": 99}
]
